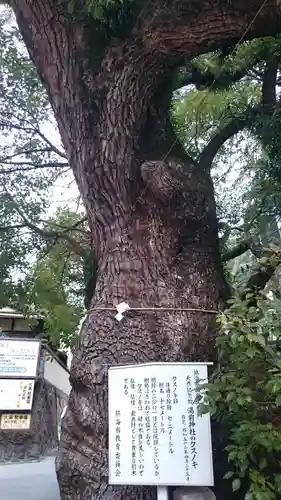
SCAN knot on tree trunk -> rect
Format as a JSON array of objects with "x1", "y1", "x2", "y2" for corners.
[{"x1": 140, "y1": 159, "x2": 183, "y2": 199}]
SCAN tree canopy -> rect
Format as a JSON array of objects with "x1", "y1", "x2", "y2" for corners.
[
  {"x1": 1, "y1": 10, "x2": 281, "y2": 334},
  {"x1": 2, "y1": 3, "x2": 281, "y2": 370},
  {"x1": 0, "y1": 8, "x2": 88, "y2": 347}
]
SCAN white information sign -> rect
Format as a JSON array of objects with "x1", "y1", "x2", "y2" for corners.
[
  {"x1": 0, "y1": 413, "x2": 31, "y2": 430},
  {"x1": 108, "y1": 362, "x2": 213, "y2": 486},
  {"x1": 0, "y1": 379, "x2": 35, "y2": 410},
  {"x1": 0, "y1": 339, "x2": 40, "y2": 377}
]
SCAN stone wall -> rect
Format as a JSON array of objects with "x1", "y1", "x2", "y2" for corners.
[{"x1": 0, "y1": 379, "x2": 68, "y2": 462}]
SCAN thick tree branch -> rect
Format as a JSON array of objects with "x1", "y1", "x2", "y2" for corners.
[
  {"x1": 261, "y1": 58, "x2": 278, "y2": 111},
  {"x1": 174, "y1": 40, "x2": 280, "y2": 92},
  {"x1": 222, "y1": 234, "x2": 264, "y2": 262},
  {"x1": 198, "y1": 106, "x2": 260, "y2": 170},
  {"x1": 198, "y1": 57, "x2": 279, "y2": 170},
  {"x1": 0, "y1": 164, "x2": 69, "y2": 175},
  {"x1": 10, "y1": 0, "x2": 281, "y2": 257},
  {"x1": 192, "y1": 63, "x2": 249, "y2": 90},
  {"x1": 0, "y1": 121, "x2": 67, "y2": 159},
  {"x1": 0, "y1": 223, "x2": 28, "y2": 232},
  {"x1": 173, "y1": 60, "x2": 253, "y2": 92},
  {"x1": 244, "y1": 263, "x2": 278, "y2": 294},
  {"x1": 11, "y1": 1, "x2": 281, "y2": 169},
  {"x1": 0, "y1": 148, "x2": 60, "y2": 162},
  {"x1": 243, "y1": 250, "x2": 281, "y2": 296},
  {"x1": 222, "y1": 240, "x2": 251, "y2": 262},
  {"x1": 1, "y1": 187, "x2": 87, "y2": 258},
  {"x1": 45, "y1": 216, "x2": 89, "y2": 235},
  {"x1": 144, "y1": 1, "x2": 281, "y2": 59}
]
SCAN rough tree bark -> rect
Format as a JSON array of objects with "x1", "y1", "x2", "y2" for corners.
[{"x1": 9, "y1": 1, "x2": 281, "y2": 499}]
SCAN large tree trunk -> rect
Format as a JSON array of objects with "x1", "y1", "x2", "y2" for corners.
[
  {"x1": 54, "y1": 75, "x2": 229, "y2": 499},
  {"x1": 54, "y1": 75, "x2": 228, "y2": 500},
  {"x1": 56, "y1": 152, "x2": 227, "y2": 500},
  {"x1": 9, "y1": 1, "x2": 281, "y2": 499}
]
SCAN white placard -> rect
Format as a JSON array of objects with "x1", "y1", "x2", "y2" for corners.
[
  {"x1": 0, "y1": 339, "x2": 40, "y2": 377},
  {"x1": 108, "y1": 362, "x2": 213, "y2": 486},
  {"x1": 0, "y1": 413, "x2": 31, "y2": 430},
  {"x1": 0, "y1": 379, "x2": 35, "y2": 410}
]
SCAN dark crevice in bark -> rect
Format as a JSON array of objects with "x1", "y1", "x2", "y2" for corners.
[
  {"x1": 83, "y1": 248, "x2": 99, "y2": 309},
  {"x1": 261, "y1": 58, "x2": 278, "y2": 111},
  {"x1": 138, "y1": 78, "x2": 187, "y2": 161}
]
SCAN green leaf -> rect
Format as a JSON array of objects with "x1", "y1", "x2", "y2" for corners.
[
  {"x1": 232, "y1": 478, "x2": 241, "y2": 492},
  {"x1": 248, "y1": 334, "x2": 266, "y2": 346},
  {"x1": 224, "y1": 471, "x2": 234, "y2": 479},
  {"x1": 259, "y1": 457, "x2": 267, "y2": 470},
  {"x1": 275, "y1": 394, "x2": 281, "y2": 407}
]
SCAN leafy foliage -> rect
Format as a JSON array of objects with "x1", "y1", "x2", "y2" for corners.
[
  {"x1": 0, "y1": 8, "x2": 69, "y2": 303},
  {"x1": 22, "y1": 208, "x2": 88, "y2": 349},
  {"x1": 185, "y1": 36, "x2": 281, "y2": 91},
  {"x1": 0, "y1": 9, "x2": 88, "y2": 349},
  {"x1": 200, "y1": 292, "x2": 281, "y2": 500},
  {"x1": 84, "y1": 0, "x2": 129, "y2": 19},
  {"x1": 255, "y1": 112, "x2": 281, "y2": 186},
  {"x1": 172, "y1": 34, "x2": 281, "y2": 298},
  {"x1": 172, "y1": 81, "x2": 260, "y2": 159},
  {"x1": 172, "y1": 39, "x2": 281, "y2": 499},
  {"x1": 68, "y1": 0, "x2": 135, "y2": 35},
  {"x1": 28, "y1": 245, "x2": 84, "y2": 350}
]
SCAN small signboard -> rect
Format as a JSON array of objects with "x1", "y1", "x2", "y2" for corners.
[
  {"x1": 0, "y1": 339, "x2": 40, "y2": 377},
  {"x1": 108, "y1": 362, "x2": 213, "y2": 486},
  {"x1": 0, "y1": 379, "x2": 35, "y2": 410},
  {"x1": 0, "y1": 413, "x2": 31, "y2": 430}
]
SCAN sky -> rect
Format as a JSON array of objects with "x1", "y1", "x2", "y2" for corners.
[
  {"x1": 40, "y1": 124, "x2": 80, "y2": 217},
  {"x1": 0, "y1": 4, "x2": 80, "y2": 218}
]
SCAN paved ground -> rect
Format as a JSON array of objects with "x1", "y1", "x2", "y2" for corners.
[{"x1": 0, "y1": 457, "x2": 60, "y2": 500}]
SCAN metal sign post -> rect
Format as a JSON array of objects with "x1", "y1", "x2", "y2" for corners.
[{"x1": 157, "y1": 486, "x2": 169, "y2": 500}]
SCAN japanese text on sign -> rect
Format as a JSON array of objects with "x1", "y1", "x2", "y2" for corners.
[
  {"x1": 108, "y1": 362, "x2": 213, "y2": 486},
  {"x1": 0, "y1": 339, "x2": 40, "y2": 377},
  {"x1": 0, "y1": 379, "x2": 35, "y2": 410},
  {"x1": 0, "y1": 414, "x2": 31, "y2": 430}
]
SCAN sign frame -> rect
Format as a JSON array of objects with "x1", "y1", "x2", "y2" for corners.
[
  {"x1": 0, "y1": 338, "x2": 41, "y2": 378},
  {"x1": 0, "y1": 413, "x2": 31, "y2": 430},
  {"x1": 0, "y1": 379, "x2": 35, "y2": 411},
  {"x1": 108, "y1": 362, "x2": 214, "y2": 487}
]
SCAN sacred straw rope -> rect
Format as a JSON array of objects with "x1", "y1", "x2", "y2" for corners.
[{"x1": 90, "y1": 307, "x2": 219, "y2": 314}]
